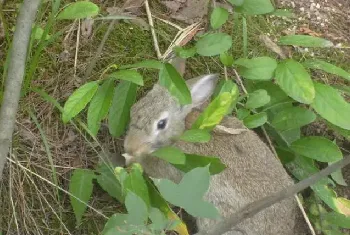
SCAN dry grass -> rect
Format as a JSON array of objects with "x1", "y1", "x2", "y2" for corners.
[{"x1": 1, "y1": 0, "x2": 350, "y2": 234}]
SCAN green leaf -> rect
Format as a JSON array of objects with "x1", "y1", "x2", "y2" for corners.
[
  {"x1": 57, "y1": 1, "x2": 99, "y2": 20},
  {"x1": 125, "y1": 192, "x2": 148, "y2": 225},
  {"x1": 33, "y1": 26, "x2": 50, "y2": 40},
  {"x1": 271, "y1": 107, "x2": 316, "y2": 131},
  {"x1": 335, "y1": 197, "x2": 350, "y2": 216},
  {"x1": 159, "y1": 63, "x2": 192, "y2": 105},
  {"x1": 62, "y1": 81, "x2": 99, "y2": 123},
  {"x1": 227, "y1": 0, "x2": 244, "y2": 6},
  {"x1": 196, "y1": 33, "x2": 232, "y2": 56},
  {"x1": 243, "y1": 112, "x2": 267, "y2": 129},
  {"x1": 108, "y1": 70, "x2": 144, "y2": 86},
  {"x1": 108, "y1": 81, "x2": 137, "y2": 137},
  {"x1": 245, "y1": 89, "x2": 271, "y2": 109},
  {"x1": 154, "y1": 166, "x2": 219, "y2": 219},
  {"x1": 172, "y1": 154, "x2": 226, "y2": 175},
  {"x1": 210, "y1": 7, "x2": 229, "y2": 29},
  {"x1": 290, "y1": 136, "x2": 343, "y2": 162},
  {"x1": 179, "y1": 129, "x2": 211, "y2": 143},
  {"x1": 279, "y1": 35, "x2": 334, "y2": 47},
  {"x1": 327, "y1": 121, "x2": 350, "y2": 141},
  {"x1": 333, "y1": 84, "x2": 350, "y2": 96},
  {"x1": 304, "y1": 59, "x2": 350, "y2": 82},
  {"x1": 219, "y1": 52, "x2": 234, "y2": 67},
  {"x1": 280, "y1": 128, "x2": 301, "y2": 145},
  {"x1": 323, "y1": 212, "x2": 350, "y2": 229},
  {"x1": 152, "y1": 146, "x2": 186, "y2": 165},
  {"x1": 329, "y1": 162, "x2": 348, "y2": 186},
  {"x1": 236, "y1": 0, "x2": 274, "y2": 15},
  {"x1": 69, "y1": 169, "x2": 95, "y2": 224},
  {"x1": 148, "y1": 208, "x2": 168, "y2": 231},
  {"x1": 236, "y1": 108, "x2": 250, "y2": 120},
  {"x1": 119, "y1": 60, "x2": 163, "y2": 70},
  {"x1": 123, "y1": 164, "x2": 150, "y2": 207},
  {"x1": 311, "y1": 82, "x2": 350, "y2": 130},
  {"x1": 192, "y1": 92, "x2": 236, "y2": 130},
  {"x1": 102, "y1": 214, "x2": 129, "y2": 235},
  {"x1": 275, "y1": 59, "x2": 315, "y2": 104},
  {"x1": 212, "y1": 80, "x2": 239, "y2": 115},
  {"x1": 235, "y1": 57, "x2": 277, "y2": 81},
  {"x1": 95, "y1": 163, "x2": 123, "y2": 202},
  {"x1": 174, "y1": 46, "x2": 197, "y2": 59},
  {"x1": 87, "y1": 79, "x2": 114, "y2": 136}
]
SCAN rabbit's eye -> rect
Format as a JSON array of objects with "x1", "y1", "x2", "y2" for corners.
[{"x1": 157, "y1": 119, "x2": 167, "y2": 130}]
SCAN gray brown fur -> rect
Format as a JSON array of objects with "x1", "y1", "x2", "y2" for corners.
[{"x1": 124, "y1": 74, "x2": 308, "y2": 235}]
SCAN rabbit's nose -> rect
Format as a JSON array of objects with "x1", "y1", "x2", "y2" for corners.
[{"x1": 124, "y1": 133, "x2": 152, "y2": 158}]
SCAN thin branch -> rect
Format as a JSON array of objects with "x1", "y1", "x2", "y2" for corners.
[
  {"x1": 74, "y1": 19, "x2": 81, "y2": 77},
  {"x1": 198, "y1": 154, "x2": 350, "y2": 235},
  {"x1": 0, "y1": 0, "x2": 41, "y2": 180},
  {"x1": 233, "y1": 69, "x2": 248, "y2": 94},
  {"x1": 145, "y1": 0, "x2": 161, "y2": 59}
]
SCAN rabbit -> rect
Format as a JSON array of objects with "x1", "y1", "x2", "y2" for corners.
[{"x1": 123, "y1": 73, "x2": 308, "y2": 235}]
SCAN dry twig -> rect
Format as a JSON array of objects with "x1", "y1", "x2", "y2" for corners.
[{"x1": 145, "y1": 0, "x2": 161, "y2": 59}]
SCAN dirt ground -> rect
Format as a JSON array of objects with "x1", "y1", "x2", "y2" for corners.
[{"x1": 0, "y1": 0, "x2": 350, "y2": 234}]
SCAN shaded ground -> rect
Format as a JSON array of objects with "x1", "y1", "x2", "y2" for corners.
[{"x1": 0, "y1": 0, "x2": 349, "y2": 234}]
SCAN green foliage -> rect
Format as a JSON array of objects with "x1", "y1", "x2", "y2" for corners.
[
  {"x1": 243, "y1": 112, "x2": 268, "y2": 128},
  {"x1": 271, "y1": 107, "x2": 316, "y2": 131},
  {"x1": 196, "y1": 33, "x2": 232, "y2": 56},
  {"x1": 152, "y1": 146, "x2": 186, "y2": 165},
  {"x1": 220, "y1": 52, "x2": 234, "y2": 66},
  {"x1": 95, "y1": 163, "x2": 123, "y2": 201},
  {"x1": 304, "y1": 59, "x2": 350, "y2": 82},
  {"x1": 172, "y1": 154, "x2": 226, "y2": 175},
  {"x1": 69, "y1": 169, "x2": 96, "y2": 225},
  {"x1": 57, "y1": 1, "x2": 99, "y2": 20},
  {"x1": 290, "y1": 137, "x2": 343, "y2": 162},
  {"x1": 210, "y1": 7, "x2": 229, "y2": 29},
  {"x1": 108, "y1": 70, "x2": 144, "y2": 86},
  {"x1": 245, "y1": 89, "x2": 271, "y2": 109},
  {"x1": 279, "y1": 35, "x2": 334, "y2": 47},
  {"x1": 179, "y1": 129, "x2": 211, "y2": 143},
  {"x1": 311, "y1": 82, "x2": 350, "y2": 130},
  {"x1": 235, "y1": 0, "x2": 274, "y2": 15},
  {"x1": 154, "y1": 166, "x2": 219, "y2": 219},
  {"x1": 87, "y1": 79, "x2": 114, "y2": 136},
  {"x1": 226, "y1": 0, "x2": 244, "y2": 6},
  {"x1": 235, "y1": 57, "x2": 277, "y2": 80},
  {"x1": 323, "y1": 212, "x2": 350, "y2": 229},
  {"x1": 174, "y1": 46, "x2": 197, "y2": 59},
  {"x1": 159, "y1": 63, "x2": 192, "y2": 105},
  {"x1": 329, "y1": 163, "x2": 348, "y2": 186},
  {"x1": 62, "y1": 81, "x2": 99, "y2": 123},
  {"x1": 108, "y1": 81, "x2": 137, "y2": 137},
  {"x1": 275, "y1": 59, "x2": 315, "y2": 104}
]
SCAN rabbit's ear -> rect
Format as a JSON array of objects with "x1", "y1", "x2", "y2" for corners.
[{"x1": 189, "y1": 74, "x2": 219, "y2": 108}]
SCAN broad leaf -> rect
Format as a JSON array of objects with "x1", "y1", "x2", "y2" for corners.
[
  {"x1": 271, "y1": 107, "x2": 316, "y2": 131},
  {"x1": 87, "y1": 79, "x2": 114, "y2": 136},
  {"x1": 32, "y1": 26, "x2": 51, "y2": 40},
  {"x1": 196, "y1": 33, "x2": 232, "y2": 56},
  {"x1": 108, "y1": 70, "x2": 144, "y2": 86},
  {"x1": 236, "y1": 0, "x2": 274, "y2": 15},
  {"x1": 174, "y1": 46, "x2": 197, "y2": 59},
  {"x1": 159, "y1": 63, "x2": 192, "y2": 105},
  {"x1": 335, "y1": 198, "x2": 350, "y2": 216},
  {"x1": 290, "y1": 136, "x2": 343, "y2": 162},
  {"x1": 102, "y1": 214, "x2": 129, "y2": 235},
  {"x1": 311, "y1": 82, "x2": 350, "y2": 130},
  {"x1": 179, "y1": 129, "x2": 211, "y2": 143},
  {"x1": 154, "y1": 166, "x2": 219, "y2": 219},
  {"x1": 210, "y1": 7, "x2": 229, "y2": 29},
  {"x1": 279, "y1": 35, "x2": 334, "y2": 47},
  {"x1": 62, "y1": 81, "x2": 99, "y2": 123},
  {"x1": 172, "y1": 154, "x2": 226, "y2": 175},
  {"x1": 243, "y1": 112, "x2": 267, "y2": 129},
  {"x1": 323, "y1": 212, "x2": 350, "y2": 229},
  {"x1": 304, "y1": 59, "x2": 350, "y2": 82},
  {"x1": 57, "y1": 1, "x2": 99, "y2": 20},
  {"x1": 333, "y1": 84, "x2": 350, "y2": 96},
  {"x1": 329, "y1": 162, "x2": 348, "y2": 186},
  {"x1": 245, "y1": 89, "x2": 271, "y2": 109},
  {"x1": 220, "y1": 52, "x2": 234, "y2": 67},
  {"x1": 236, "y1": 108, "x2": 250, "y2": 120},
  {"x1": 108, "y1": 81, "x2": 137, "y2": 137},
  {"x1": 95, "y1": 163, "x2": 123, "y2": 202},
  {"x1": 69, "y1": 169, "x2": 95, "y2": 224},
  {"x1": 275, "y1": 59, "x2": 315, "y2": 104},
  {"x1": 235, "y1": 57, "x2": 277, "y2": 80},
  {"x1": 148, "y1": 208, "x2": 168, "y2": 231},
  {"x1": 119, "y1": 60, "x2": 163, "y2": 70},
  {"x1": 227, "y1": 0, "x2": 244, "y2": 6},
  {"x1": 125, "y1": 192, "x2": 149, "y2": 225},
  {"x1": 279, "y1": 128, "x2": 301, "y2": 145},
  {"x1": 212, "y1": 80, "x2": 239, "y2": 114},
  {"x1": 152, "y1": 146, "x2": 186, "y2": 165},
  {"x1": 192, "y1": 92, "x2": 236, "y2": 130}
]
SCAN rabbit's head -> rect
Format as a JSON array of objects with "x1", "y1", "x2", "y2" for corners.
[{"x1": 123, "y1": 74, "x2": 218, "y2": 165}]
